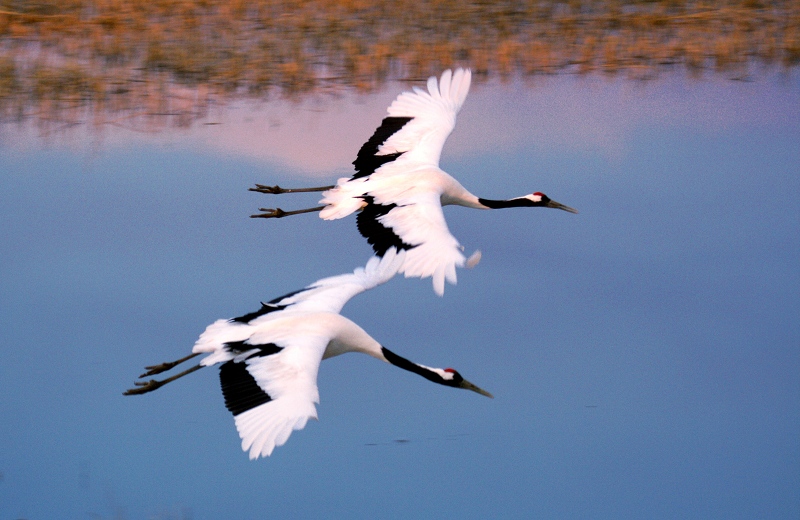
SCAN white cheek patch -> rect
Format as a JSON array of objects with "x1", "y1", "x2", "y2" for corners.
[
  {"x1": 524, "y1": 193, "x2": 543, "y2": 203},
  {"x1": 424, "y1": 366, "x2": 456, "y2": 380},
  {"x1": 439, "y1": 368, "x2": 457, "y2": 381}
]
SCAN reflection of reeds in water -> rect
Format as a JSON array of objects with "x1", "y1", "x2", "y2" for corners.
[{"x1": 1, "y1": 0, "x2": 798, "y2": 129}]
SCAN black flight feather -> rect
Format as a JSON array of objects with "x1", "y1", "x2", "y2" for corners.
[
  {"x1": 352, "y1": 116, "x2": 413, "y2": 179},
  {"x1": 230, "y1": 304, "x2": 287, "y2": 324},
  {"x1": 356, "y1": 196, "x2": 416, "y2": 256},
  {"x1": 219, "y1": 361, "x2": 273, "y2": 416}
]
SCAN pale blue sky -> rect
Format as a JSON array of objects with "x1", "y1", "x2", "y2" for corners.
[{"x1": 1, "y1": 72, "x2": 798, "y2": 519}]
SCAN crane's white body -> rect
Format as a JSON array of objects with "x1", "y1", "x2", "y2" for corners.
[
  {"x1": 192, "y1": 250, "x2": 404, "y2": 459},
  {"x1": 320, "y1": 69, "x2": 481, "y2": 296}
]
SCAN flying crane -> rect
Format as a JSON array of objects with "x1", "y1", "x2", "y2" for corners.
[
  {"x1": 251, "y1": 68, "x2": 577, "y2": 295},
  {"x1": 124, "y1": 249, "x2": 492, "y2": 459}
]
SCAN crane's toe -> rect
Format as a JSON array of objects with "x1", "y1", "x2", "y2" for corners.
[
  {"x1": 140, "y1": 363, "x2": 174, "y2": 377},
  {"x1": 249, "y1": 184, "x2": 283, "y2": 194},
  {"x1": 123, "y1": 379, "x2": 163, "y2": 395},
  {"x1": 250, "y1": 208, "x2": 286, "y2": 219}
]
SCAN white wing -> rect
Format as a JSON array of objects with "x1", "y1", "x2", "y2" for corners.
[
  {"x1": 319, "y1": 68, "x2": 472, "y2": 220},
  {"x1": 269, "y1": 248, "x2": 404, "y2": 315},
  {"x1": 380, "y1": 68, "x2": 471, "y2": 168},
  {"x1": 192, "y1": 251, "x2": 403, "y2": 362},
  {"x1": 373, "y1": 191, "x2": 465, "y2": 296},
  {"x1": 222, "y1": 333, "x2": 329, "y2": 459}
]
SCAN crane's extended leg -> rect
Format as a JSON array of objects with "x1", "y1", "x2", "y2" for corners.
[
  {"x1": 124, "y1": 364, "x2": 204, "y2": 395},
  {"x1": 250, "y1": 206, "x2": 325, "y2": 219},
  {"x1": 138, "y1": 352, "x2": 201, "y2": 378},
  {"x1": 249, "y1": 184, "x2": 335, "y2": 194}
]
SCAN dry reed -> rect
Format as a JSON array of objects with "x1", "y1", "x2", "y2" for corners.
[{"x1": 0, "y1": 0, "x2": 797, "y2": 129}]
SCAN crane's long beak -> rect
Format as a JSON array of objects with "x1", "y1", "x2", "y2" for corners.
[
  {"x1": 459, "y1": 378, "x2": 494, "y2": 398},
  {"x1": 546, "y1": 199, "x2": 579, "y2": 214}
]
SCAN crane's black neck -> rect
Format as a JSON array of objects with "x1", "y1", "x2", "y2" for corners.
[
  {"x1": 478, "y1": 196, "x2": 548, "y2": 209},
  {"x1": 380, "y1": 346, "x2": 460, "y2": 388}
]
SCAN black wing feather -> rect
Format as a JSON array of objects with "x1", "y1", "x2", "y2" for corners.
[
  {"x1": 230, "y1": 287, "x2": 313, "y2": 324},
  {"x1": 356, "y1": 196, "x2": 416, "y2": 256},
  {"x1": 219, "y1": 361, "x2": 272, "y2": 416},
  {"x1": 230, "y1": 304, "x2": 287, "y2": 324},
  {"x1": 219, "y1": 343, "x2": 284, "y2": 416},
  {"x1": 352, "y1": 116, "x2": 413, "y2": 179}
]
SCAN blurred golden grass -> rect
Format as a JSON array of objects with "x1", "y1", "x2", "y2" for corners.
[{"x1": 1, "y1": 0, "x2": 798, "y2": 129}]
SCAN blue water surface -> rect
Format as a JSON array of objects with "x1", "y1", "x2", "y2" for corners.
[{"x1": 1, "y1": 73, "x2": 798, "y2": 520}]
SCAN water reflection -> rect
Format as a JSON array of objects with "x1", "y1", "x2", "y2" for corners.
[{"x1": 1, "y1": 0, "x2": 798, "y2": 131}]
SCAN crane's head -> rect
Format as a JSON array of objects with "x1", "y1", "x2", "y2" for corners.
[
  {"x1": 523, "y1": 192, "x2": 579, "y2": 213},
  {"x1": 438, "y1": 368, "x2": 494, "y2": 398}
]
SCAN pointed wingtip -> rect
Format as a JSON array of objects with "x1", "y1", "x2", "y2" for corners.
[{"x1": 365, "y1": 247, "x2": 406, "y2": 288}]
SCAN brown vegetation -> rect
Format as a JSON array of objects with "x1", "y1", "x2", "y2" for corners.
[{"x1": 1, "y1": 0, "x2": 798, "y2": 128}]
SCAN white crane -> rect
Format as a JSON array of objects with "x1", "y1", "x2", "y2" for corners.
[
  {"x1": 250, "y1": 68, "x2": 578, "y2": 295},
  {"x1": 124, "y1": 249, "x2": 492, "y2": 459}
]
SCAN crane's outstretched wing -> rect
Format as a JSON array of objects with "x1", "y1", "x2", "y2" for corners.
[
  {"x1": 190, "y1": 326, "x2": 328, "y2": 459},
  {"x1": 193, "y1": 250, "x2": 403, "y2": 361},
  {"x1": 266, "y1": 247, "x2": 404, "y2": 315},
  {"x1": 217, "y1": 333, "x2": 329, "y2": 459},
  {"x1": 379, "y1": 67, "x2": 471, "y2": 169},
  {"x1": 357, "y1": 191, "x2": 466, "y2": 296},
  {"x1": 319, "y1": 68, "x2": 471, "y2": 220},
  {"x1": 193, "y1": 251, "x2": 403, "y2": 356}
]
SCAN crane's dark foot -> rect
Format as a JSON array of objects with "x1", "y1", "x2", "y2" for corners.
[
  {"x1": 250, "y1": 206, "x2": 325, "y2": 219},
  {"x1": 249, "y1": 184, "x2": 335, "y2": 194},
  {"x1": 123, "y1": 379, "x2": 164, "y2": 395},
  {"x1": 249, "y1": 184, "x2": 286, "y2": 194},
  {"x1": 251, "y1": 207, "x2": 287, "y2": 219},
  {"x1": 139, "y1": 362, "x2": 179, "y2": 378},
  {"x1": 124, "y1": 363, "x2": 204, "y2": 396},
  {"x1": 139, "y1": 352, "x2": 200, "y2": 377}
]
